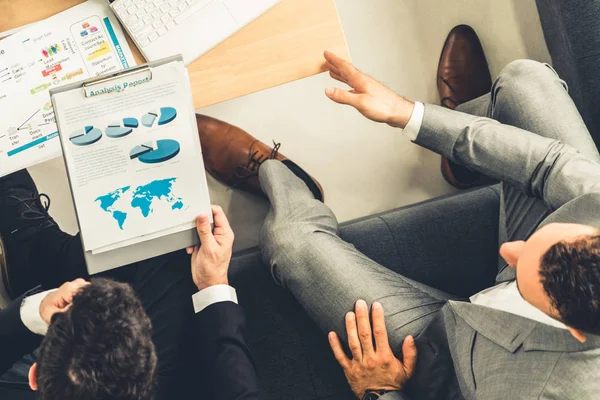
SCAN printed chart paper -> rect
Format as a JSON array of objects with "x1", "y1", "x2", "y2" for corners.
[
  {"x1": 53, "y1": 62, "x2": 211, "y2": 252},
  {"x1": 0, "y1": 0, "x2": 135, "y2": 177}
]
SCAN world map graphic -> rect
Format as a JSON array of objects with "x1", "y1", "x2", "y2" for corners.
[{"x1": 95, "y1": 178, "x2": 184, "y2": 230}]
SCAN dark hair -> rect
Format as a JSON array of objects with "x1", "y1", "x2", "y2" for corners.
[
  {"x1": 36, "y1": 278, "x2": 157, "y2": 400},
  {"x1": 540, "y1": 234, "x2": 600, "y2": 335}
]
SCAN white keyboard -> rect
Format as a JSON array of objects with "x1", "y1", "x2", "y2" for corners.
[{"x1": 113, "y1": 0, "x2": 214, "y2": 48}]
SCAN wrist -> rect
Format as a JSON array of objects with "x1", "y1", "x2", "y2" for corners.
[
  {"x1": 387, "y1": 98, "x2": 415, "y2": 129},
  {"x1": 195, "y1": 278, "x2": 229, "y2": 291}
]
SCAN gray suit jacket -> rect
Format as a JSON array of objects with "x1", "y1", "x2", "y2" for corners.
[{"x1": 386, "y1": 104, "x2": 600, "y2": 400}]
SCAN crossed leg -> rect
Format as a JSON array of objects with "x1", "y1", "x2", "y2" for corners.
[
  {"x1": 258, "y1": 59, "x2": 600, "y2": 370},
  {"x1": 259, "y1": 160, "x2": 460, "y2": 352},
  {"x1": 457, "y1": 60, "x2": 600, "y2": 279}
]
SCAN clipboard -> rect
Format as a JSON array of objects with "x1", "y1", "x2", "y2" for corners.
[{"x1": 50, "y1": 55, "x2": 203, "y2": 275}]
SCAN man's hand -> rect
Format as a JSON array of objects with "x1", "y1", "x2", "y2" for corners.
[
  {"x1": 323, "y1": 51, "x2": 415, "y2": 129},
  {"x1": 328, "y1": 300, "x2": 418, "y2": 399},
  {"x1": 187, "y1": 205, "x2": 235, "y2": 291},
  {"x1": 40, "y1": 279, "x2": 89, "y2": 325}
]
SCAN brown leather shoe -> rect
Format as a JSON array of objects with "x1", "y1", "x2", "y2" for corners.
[
  {"x1": 196, "y1": 114, "x2": 324, "y2": 200},
  {"x1": 438, "y1": 25, "x2": 493, "y2": 189}
]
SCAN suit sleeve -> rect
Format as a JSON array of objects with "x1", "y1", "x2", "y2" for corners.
[
  {"x1": 194, "y1": 301, "x2": 259, "y2": 399},
  {"x1": 0, "y1": 294, "x2": 43, "y2": 375},
  {"x1": 416, "y1": 104, "x2": 600, "y2": 212}
]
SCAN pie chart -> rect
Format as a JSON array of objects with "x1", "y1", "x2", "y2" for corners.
[
  {"x1": 105, "y1": 118, "x2": 139, "y2": 138},
  {"x1": 141, "y1": 107, "x2": 177, "y2": 128},
  {"x1": 130, "y1": 139, "x2": 180, "y2": 164},
  {"x1": 70, "y1": 126, "x2": 102, "y2": 146}
]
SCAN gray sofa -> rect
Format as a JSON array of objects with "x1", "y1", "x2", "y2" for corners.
[
  {"x1": 536, "y1": 0, "x2": 600, "y2": 149},
  {"x1": 230, "y1": 185, "x2": 501, "y2": 400}
]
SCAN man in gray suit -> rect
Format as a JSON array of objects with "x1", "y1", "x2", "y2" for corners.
[
  {"x1": 313, "y1": 34, "x2": 600, "y2": 400},
  {"x1": 194, "y1": 27, "x2": 600, "y2": 400}
]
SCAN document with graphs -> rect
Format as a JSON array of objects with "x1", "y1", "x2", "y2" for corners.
[
  {"x1": 0, "y1": 0, "x2": 135, "y2": 178},
  {"x1": 51, "y1": 57, "x2": 211, "y2": 269}
]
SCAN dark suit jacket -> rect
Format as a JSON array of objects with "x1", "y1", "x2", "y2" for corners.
[{"x1": 0, "y1": 295, "x2": 259, "y2": 400}]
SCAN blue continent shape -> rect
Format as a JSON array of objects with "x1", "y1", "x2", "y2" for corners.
[
  {"x1": 131, "y1": 178, "x2": 184, "y2": 218},
  {"x1": 95, "y1": 186, "x2": 131, "y2": 230},
  {"x1": 112, "y1": 211, "x2": 127, "y2": 229}
]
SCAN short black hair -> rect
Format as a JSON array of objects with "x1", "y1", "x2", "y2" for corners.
[
  {"x1": 36, "y1": 278, "x2": 157, "y2": 400},
  {"x1": 540, "y1": 234, "x2": 600, "y2": 335}
]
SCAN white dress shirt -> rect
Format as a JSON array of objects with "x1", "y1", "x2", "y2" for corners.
[
  {"x1": 20, "y1": 285, "x2": 238, "y2": 335},
  {"x1": 470, "y1": 281, "x2": 567, "y2": 329},
  {"x1": 402, "y1": 102, "x2": 566, "y2": 330}
]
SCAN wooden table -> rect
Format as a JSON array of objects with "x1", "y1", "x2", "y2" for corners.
[{"x1": 0, "y1": 0, "x2": 350, "y2": 109}]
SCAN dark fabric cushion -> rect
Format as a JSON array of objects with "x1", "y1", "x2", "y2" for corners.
[
  {"x1": 339, "y1": 185, "x2": 501, "y2": 298},
  {"x1": 536, "y1": 0, "x2": 600, "y2": 149},
  {"x1": 229, "y1": 186, "x2": 501, "y2": 400}
]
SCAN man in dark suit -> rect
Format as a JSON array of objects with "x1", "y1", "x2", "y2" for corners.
[{"x1": 0, "y1": 169, "x2": 259, "y2": 399}]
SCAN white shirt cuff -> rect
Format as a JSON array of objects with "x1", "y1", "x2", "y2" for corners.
[
  {"x1": 400, "y1": 101, "x2": 425, "y2": 141},
  {"x1": 20, "y1": 289, "x2": 55, "y2": 336},
  {"x1": 192, "y1": 284, "x2": 238, "y2": 314}
]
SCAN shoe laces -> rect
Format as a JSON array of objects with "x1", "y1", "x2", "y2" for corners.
[
  {"x1": 439, "y1": 76, "x2": 462, "y2": 109},
  {"x1": 233, "y1": 141, "x2": 281, "y2": 186},
  {"x1": 4, "y1": 193, "x2": 51, "y2": 235}
]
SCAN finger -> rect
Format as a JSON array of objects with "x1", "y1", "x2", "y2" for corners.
[
  {"x1": 325, "y1": 87, "x2": 362, "y2": 108},
  {"x1": 355, "y1": 300, "x2": 374, "y2": 354},
  {"x1": 329, "y1": 71, "x2": 348, "y2": 84},
  {"x1": 186, "y1": 246, "x2": 194, "y2": 255},
  {"x1": 211, "y1": 205, "x2": 234, "y2": 244},
  {"x1": 72, "y1": 278, "x2": 88, "y2": 286},
  {"x1": 56, "y1": 303, "x2": 73, "y2": 314},
  {"x1": 325, "y1": 61, "x2": 342, "y2": 77},
  {"x1": 60, "y1": 280, "x2": 88, "y2": 303},
  {"x1": 212, "y1": 205, "x2": 234, "y2": 236},
  {"x1": 371, "y1": 302, "x2": 389, "y2": 351},
  {"x1": 346, "y1": 311, "x2": 362, "y2": 360},
  {"x1": 324, "y1": 51, "x2": 356, "y2": 77},
  {"x1": 402, "y1": 335, "x2": 418, "y2": 378},
  {"x1": 211, "y1": 205, "x2": 231, "y2": 230},
  {"x1": 328, "y1": 331, "x2": 350, "y2": 369},
  {"x1": 196, "y1": 215, "x2": 216, "y2": 247},
  {"x1": 71, "y1": 279, "x2": 89, "y2": 291}
]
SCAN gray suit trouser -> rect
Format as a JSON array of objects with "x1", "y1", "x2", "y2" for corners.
[{"x1": 259, "y1": 60, "x2": 600, "y2": 354}]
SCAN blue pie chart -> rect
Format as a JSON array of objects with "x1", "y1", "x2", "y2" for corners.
[
  {"x1": 141, "y1": 107, "x2": 177, "y2": 127},
  {"x1": 158, "y1": 107, "x2": 177, "y2": 125},
  {"x1": 137, "y1": 139, "x2": 180, "y2": 164},
  {"x1": 106, "y1": 118, "x2": 139, "y2": 138},
  {"x1": 70, "y1": 126, "x2": 102, "y2": 146},
  {"x1": 106, "y1": 126, "x2": 133, "y2": 138}
]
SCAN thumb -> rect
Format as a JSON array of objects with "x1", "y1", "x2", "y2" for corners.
[
  {"x1": 325, "y1": 87, "x2": 361, "y2": 108},
  {"x1": 196, "y1": 215, "x2": 216, "y2": 246},
  {"x1": 401, "y1": 335, "x2": 418, "y2": 378}
]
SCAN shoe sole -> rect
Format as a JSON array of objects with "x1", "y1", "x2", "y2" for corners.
[
  {"x1": 0, "y1": 234, "x2": 13, "y2": 308},
  {"x1": 206, "y1": 162, "x2": 326, "y2": 202},
  {"x1": 441, "y1": 156, "x2": 479, "y2": 190}
]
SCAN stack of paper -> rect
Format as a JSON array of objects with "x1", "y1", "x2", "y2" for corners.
[
  {"x1": 52, "y1": 60, "x2": 211, "y2": 257},
  {"x1": 0, "y1": 0, "x2": 136, "y2": 178}
]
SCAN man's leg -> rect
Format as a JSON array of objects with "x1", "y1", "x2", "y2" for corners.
[
  {"x1": 259, "y1": 160, "x2": 461, "y2": 352},
  {"x1": 457, "y1": 60, "x2": 600, "y2": 277}
]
